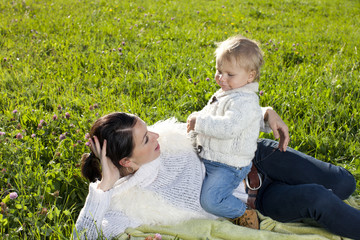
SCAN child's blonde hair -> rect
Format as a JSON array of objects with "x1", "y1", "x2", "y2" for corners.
[{"x1": 215, "y1": 35, "x2": 264, "y2": 81}]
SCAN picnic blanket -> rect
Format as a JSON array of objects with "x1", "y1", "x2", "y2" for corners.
[{"x1": 116, "y1": 196, "x2": 359, "y2": 240}]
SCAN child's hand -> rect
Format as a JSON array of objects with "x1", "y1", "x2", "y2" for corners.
[{"x1": 187, "y1": 116, "x2": 197, "y2": 133}]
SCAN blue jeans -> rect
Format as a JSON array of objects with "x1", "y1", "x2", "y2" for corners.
[
  {"x1": 255, "y1": 139, "x2": 359, "y2": 239},
  {"x1": 200, "y1": 159, "x2": 252, "y2": 218}
]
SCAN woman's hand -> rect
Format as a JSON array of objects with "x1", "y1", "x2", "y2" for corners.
[
  {"x1": 90, "y1": 136, "x2": 120, "y2": 191},
  {"x1": 264, "y1": 109, "x2": 290, "y2": 152}
]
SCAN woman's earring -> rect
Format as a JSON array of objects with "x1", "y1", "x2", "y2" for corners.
[{"x1": 126, "y1": 167, "x2": 134, "y2": 174}]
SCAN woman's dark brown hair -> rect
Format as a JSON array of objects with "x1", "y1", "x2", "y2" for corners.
[{"x1": 80, "y1": 112, "x2": 137, "y2": 182}]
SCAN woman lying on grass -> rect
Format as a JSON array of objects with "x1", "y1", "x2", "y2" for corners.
[{"x1": 73, "y1": 110, "x2": 360, "y2": 240}]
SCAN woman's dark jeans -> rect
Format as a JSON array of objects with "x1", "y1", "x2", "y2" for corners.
[{"x1": 254, "y1": 139, "x2": 359, "y2": 239}]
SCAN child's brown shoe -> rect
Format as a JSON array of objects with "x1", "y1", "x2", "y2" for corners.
[{"x1": 230, "y1": 209, "x2": 259, "y2": 229}]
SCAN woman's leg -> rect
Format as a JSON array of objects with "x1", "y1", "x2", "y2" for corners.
[
  {"x1": 200, "y1": 159, "x2": 250, "y2": 218},
  {"x1": 254, "y1": 139, "x2": 356, "y2": 200},
  {"x1": 257, "y1": 181, "x2": 360, "y2": 239}
]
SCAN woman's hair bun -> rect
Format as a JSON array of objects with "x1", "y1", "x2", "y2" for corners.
[{"x1": 81, "y1": 152, "x2": 101, "y2": 182}]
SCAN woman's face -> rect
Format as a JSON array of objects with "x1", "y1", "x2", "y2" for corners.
[{"x1": 128, "y1": 118, "x2": 160, "y2": 170}]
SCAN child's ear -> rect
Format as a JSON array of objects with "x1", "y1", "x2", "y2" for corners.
[
  {"x1": 119, "y1": 157, "x2": 132, "y2": 168},
  {"x1": 248, "y1": 70, "x2": 256, "y2": 83}
]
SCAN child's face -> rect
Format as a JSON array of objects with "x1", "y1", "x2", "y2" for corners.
[{"x1": 215, "y1": 57, "x2": 255, "y2": 91}]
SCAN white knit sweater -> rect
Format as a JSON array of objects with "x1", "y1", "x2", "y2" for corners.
[
  {"x1": 73, "y1": 120, "x2": 219, "y2": 239},
  {"x1": 73, "y1": 117, "x2": 269, "y2": 239},
  {"x1": 193, "y1": 82, "x2": 263, "y2": 168}
]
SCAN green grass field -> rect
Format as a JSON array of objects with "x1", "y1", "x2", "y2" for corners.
[{"x1": 1, "y1": 0, "x2": 360, "y2": 238}]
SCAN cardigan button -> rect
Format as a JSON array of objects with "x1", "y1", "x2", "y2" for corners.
[{"x1": 197, "y1": 145, "x2": 203, "y2": 153}]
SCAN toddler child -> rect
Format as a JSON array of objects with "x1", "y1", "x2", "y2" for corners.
[{"x1": 187, "y1": 35, "x2": 264, "y2": 219}]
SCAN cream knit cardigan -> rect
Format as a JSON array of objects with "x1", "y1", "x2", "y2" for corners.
[
  {"x1": 73, "y1": 117, "x2": 270, "y2": 239},
  {"x1": 194, "y1": 82, "x2": 265, "y2": 168}
]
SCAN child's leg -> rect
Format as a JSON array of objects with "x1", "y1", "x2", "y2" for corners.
[
  {"x1": 254, "y1": 139, "x2": 356, "y2": 200},
  {"x1": 200, "y1": 159, "x2": 251, "y2": 218},
  {"x1": 257, "y1": 181, "x2": 360, "y2": 239}
]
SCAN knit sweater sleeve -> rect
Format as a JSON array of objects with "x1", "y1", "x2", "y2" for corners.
[
  {"x1": 195, "y1": 98, "x2": 260, "y2": 139},
  {"x1": 73, "y1": 182, "x2": 136, "y2": 239}
]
